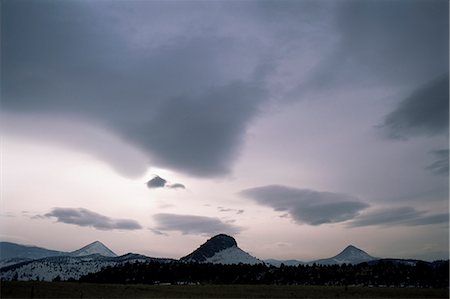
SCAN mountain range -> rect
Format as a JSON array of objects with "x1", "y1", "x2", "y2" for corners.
[{"x1": 0, "y1": 234, "x2": 439, "y2": 282}]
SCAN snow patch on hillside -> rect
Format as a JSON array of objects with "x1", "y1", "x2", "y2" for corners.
[{"x1": 205, "y1": 246, "x2": 263, "y2": 265}]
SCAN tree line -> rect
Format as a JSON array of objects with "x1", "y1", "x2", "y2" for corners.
[{"x1": 78, "y1": 260, "x2": 449, "y2": 288}]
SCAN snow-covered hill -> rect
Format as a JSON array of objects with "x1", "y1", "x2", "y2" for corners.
[
  {"x1": 181, "y1": 234, "x2": 263, "y2": 265},
  {"x1": 204, "y1": 246, "x2": 262, "y2": 265},
  {"x1": 310, "y1": 245, "x2": 377, "y2": 265},
  {"x1": 71, "y1": 241, "x2": 117, "y2": 257},
  {"x1": 0, "y1": 253, "x2": 174, "y2": 281},
  {"x1": 0, "y1": 257, "x2": 32, "y2": 268}
]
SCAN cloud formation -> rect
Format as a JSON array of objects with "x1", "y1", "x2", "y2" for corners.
[
  {"x1": 303, "y1": 0, "x2": 448, "y2": 92},
  {"x1": 426, "y1": 149, "x2": 449, "y2": 176},
  {"x1": 167, "y1": 183, "x2": 186, "y2": 190},
  {"x1": 240, "y1": 185, "x2": 369, "y2": 225},
  {"x1": 217, "y1": 207, "x2": 244, "y2": 215},
  {"x1": 146, "y1": 176, "x2": 167, "y2": 189},
  {"x1": 149, "y1": 228, "x2": 168, "y2": 236},
  {"x1": 380, "y1": 73, "x2": 449, "y2": 140},
  {"x1": 349, "y1": 206, "x2": 449, "y2": 228},
  {"x1": 153, "y1": 213, "x2": 242, "y2": 236},
  {"x1": 146, "y1": 175, "x2": 186, "y2": 190},
  {"x1": 1, "y1": 0, "x2": 268, "y2": 177},
  {"x1": 2, "y1": 0, "x2": 447, "y2": 178},
  {"x1": 44, "y1": 208, "x2": 142, "y2": 230}
]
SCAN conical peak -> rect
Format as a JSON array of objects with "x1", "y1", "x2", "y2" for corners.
[
  {"x1": 71, "y1": 240, "x2": 117, "y2": 257},
  {"x1": 342, "y1": 245, "x2": 365, "y2": 253},
  {"x1": 83, "y1": 241, "x2": 107, "y2": 249},
  {"x1": 337, "y1": 245, "x2": 372, "y2": 259},
  {"x1": 343, "y1": 245, "x2": 360, "y2": 251},
  {"x1": 180, "y1": 234, "x2": 238, "y2": 262},
  {"x1": 207, "y1": 234, "x2": 237, "y2": 247}
]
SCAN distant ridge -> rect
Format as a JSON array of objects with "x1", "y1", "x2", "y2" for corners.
[
  {"x1": 0, "y1": 242, "x2": 65, "y2": 260},
  {"x1": 0, "y1": 240, "x2": 117, "y2": 260}
]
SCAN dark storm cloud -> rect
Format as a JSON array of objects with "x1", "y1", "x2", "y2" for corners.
[
  {"x1": 146, "y1": 176, "x2": 167, "y2": 189},
  {"x1": 1, "y1": 0, "x2": 268, "y2": 177},
  {"x1": 133, "y1": 82, "x2": 265, "y2": 176},
  {"x1": 380, "y1": 73, "x2": 449, "y2": 140},
  {"x1": 426, "y1": 149, "x2": 449, "y2": 176},
  {"x1": 302, "y1": 0, "x2": 448, "y2": 92},
  {"x1": 43, "y1": 208, "x2": 142, "y2": 230},
  {"x1": 153, "y1": 213, "x2": 242, "y2": 236},
  {"x1": 240, "y1": 185, "x2": 369, "y2": 225},
  {"x1": 3, "y1": 0, "x2": 447, "y2": 180},
  {"x1": 349, "y1": 207, "x2": 449, "y2": 227}
]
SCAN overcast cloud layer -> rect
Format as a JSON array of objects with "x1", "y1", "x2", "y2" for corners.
[
  {"x1": 44, "y1": 208, "x2": 142, "y2": 231},
  {"x1": 2, "y1": 0, "x2": 447, "y2": 177},
  {"x1": 240, "y1": 185, "x2": 369, "y2": 225}
]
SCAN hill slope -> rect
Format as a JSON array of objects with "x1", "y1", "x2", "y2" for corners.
[
  {"x1": 311, "y1": 245, "x2": 377, "y2": 265},
  {"x1": 181, "y1": 234, "x2": 262, "y2": 265}
]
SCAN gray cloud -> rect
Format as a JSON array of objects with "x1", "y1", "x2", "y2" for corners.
[
  {"x1": 303, "y1": 0, "x2": 448, "y2": 93},
  {"x1": 167, "y1": 183, "x2": 186, "y2": 190},
  {"x1": 44, "y1": 208, "x2": 142, "y2": 230},
  {"x1": 1, "y1": 0, "x2": 269, "y2": 177},
  {"x1": 4, "y1": 0, "x2": 446, "y2": 179},
  {"x1": 240, "y1": 185, "x2": 369, "y2": 225},
  {"x1": 217, "y1": 207, "x2": 245, "y2": 215},
  {"x1": 153, "y1": 213, "x2": 242, "y2": 236},
  {"x1": 146, "y1": 175, "x2": 186, "y2": 189},
  {"x1": 380, "y1": 73, "x2": 449, "y2": 140},
  {"x1": 426, "y1": 149, "x2": 449, "y2": 176},
  {"x1": 133, "y1": 82, "x2": 265, "y2": 176},
  {"x1": 149, "y1": 228, "x2": 168, "y2": 236},
  {"x1": 147, "y1": 176, "x2": 167, "y2": 189},
  {"x1": 349, "y1": 206, "x2": 449, "y2": 227}
]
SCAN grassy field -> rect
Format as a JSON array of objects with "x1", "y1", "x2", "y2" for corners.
[{"x1": 0, "y1": 281, "x2": 448, "y2": 298}]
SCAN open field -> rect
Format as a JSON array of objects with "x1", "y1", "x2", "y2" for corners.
[{"x1": 0, "y1": 281, "x2": 448, "y2": 298}]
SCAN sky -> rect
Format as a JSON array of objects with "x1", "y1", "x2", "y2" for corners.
[{"x1": 0, "y1": 0, "x2": 448, "y2": 262}]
